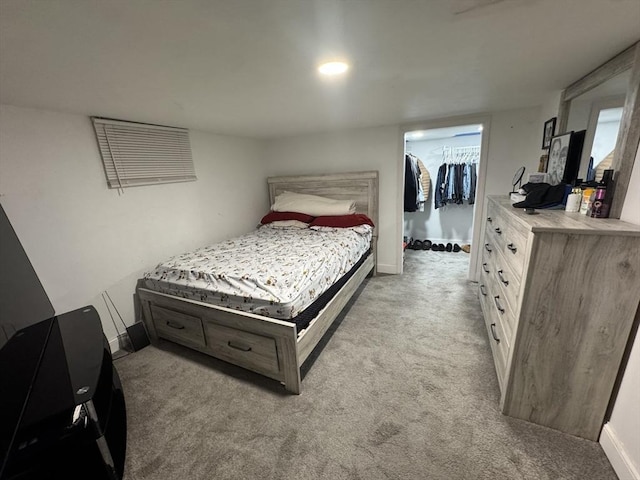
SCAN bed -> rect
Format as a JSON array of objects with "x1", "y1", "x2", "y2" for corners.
[{"x1": 137, "y1": 171, "x2": 378, "y2": 394}]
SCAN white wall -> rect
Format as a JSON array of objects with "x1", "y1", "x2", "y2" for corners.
[
  {"x1": 0, "y1": 104, "x2": 267, "y2": 349},
  {"x1": 404, "y1": 133, "x2": 481, "y2": 244},
  {"x1": 262, "y1": 125, "x2": 401, "y2": 273},
  {"x1": 538, "y1": 91, "x2": 563, "y2": 138},
  {"x1": 483, "y1": 107, "x2": 542, "y2": 196},
  {"x1": 600, "y1": 145, "x2": 640, "y2": 480}
]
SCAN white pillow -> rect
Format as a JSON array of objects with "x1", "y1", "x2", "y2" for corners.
[
  {"x1": 271, "y1": 191, "x2": 356, "y2": 216},
  {"x1": 261, "y1": 219, "x2": 309, "y2": 229},
  {"x1": 310, "y1": 224, "x2": 373, "y2": 235}
]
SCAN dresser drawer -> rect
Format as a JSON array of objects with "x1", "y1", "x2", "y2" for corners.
[
  {"x1": 486, "y1": 203, "x2": 528, "y2": 280},
  {"x1": 152, "y1": 305, "x2": 206, "y2": 347},
  {"x1": 203, "y1": 321, "x2": 280, "y2": 376},
  {"x1": 488, "y1": 289, "x2": 514, "y2": 349},
  {"x1": 480, "y1": 258, "x2": 513, "y2": 349},
  {"x1": 492, "y1": 249, "x2": 520, "y2": 323},
  {"x1": 478, "y1": 275, "x2": 508, "y2": 389}
]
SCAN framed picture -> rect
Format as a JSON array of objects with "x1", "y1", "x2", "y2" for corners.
[
  {"x1": 542, "y1": 117, "x2": 557, "y2": 149},
  {"x1": 547, "y1": 132, "x2": 571, "y2": 185},
  {"x1": 538, "y1": 153, "x2": 548, "y2": 173}
]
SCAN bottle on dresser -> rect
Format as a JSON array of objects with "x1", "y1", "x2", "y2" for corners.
[
  {"x1": 565, "y1": 187, "x2": 582, "y2": 212},
  {"x1": 588, "y1": 169, "x2": 614, "y2": 218}
]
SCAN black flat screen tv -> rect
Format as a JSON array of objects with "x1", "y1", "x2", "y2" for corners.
[{"x1": 0, "y1": 204, "x2": 55, "y2": 475}]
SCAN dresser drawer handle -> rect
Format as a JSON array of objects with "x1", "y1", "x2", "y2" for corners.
[
  {"x1": 493, "y1": 295, "x2": 505, "y2": 314},
  {"x1": 228, "y1": 341, "x2": 252, "y2": 352},
  {"x1": 487, "y1": 216, "x2": 493, "y2": 223},
  {"x1": 507, "y1": 243, "x2": 517, "y2": 253},
  {"x1": 484, "y1": 243, "x2": 493, "y2": 253},
  {"x1": 479, "y1": 284, "x2": 487, "y2": 296},
  {"x1": 482, "y1": 263, "x2": 490, "y2": 273},
  {"x1": 490, "y1": 323, "x2": 500, "y2": 343},
  {"x1": 497, "y1": 269, "x2": 509, "y2": 286},
  {"x1": 166, "y1": 321, "x2": 185, "y2": 330},
  {"x1": 494, "y1": 227, "x2": 502, "y2": 234}
]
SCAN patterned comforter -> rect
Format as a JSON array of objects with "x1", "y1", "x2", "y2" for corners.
[{"x1": 143, "y1": 225, "x2": 372, "y2": 320}]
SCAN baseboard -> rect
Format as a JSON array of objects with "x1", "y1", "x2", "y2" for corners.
[
  {"x1": 376, "y1": 263, "x2": 398, "y2": 275},
  {"x1": 108, "y1": 336, "x2": 120, "y2": 354},
  {"x1": 600, "y1": 423, "x2": 640, "y2": 480}
]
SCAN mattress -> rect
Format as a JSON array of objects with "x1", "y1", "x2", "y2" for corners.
[{"x1": 143, "y1": 225, "x2": 372, "y2": 322}]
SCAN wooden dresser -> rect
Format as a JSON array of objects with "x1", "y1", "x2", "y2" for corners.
[{"x1": 479, "y1": 195, "x2": 640, "y2": 440}]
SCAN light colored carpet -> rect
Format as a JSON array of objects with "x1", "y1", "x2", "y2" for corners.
[{"x1": 115, "y1": 250, "x2": 617, "y2": 480}]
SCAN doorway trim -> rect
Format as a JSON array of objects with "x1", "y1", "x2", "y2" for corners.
[{"x1": 398, "y1": 113, "x2": 491, "y2": 280}]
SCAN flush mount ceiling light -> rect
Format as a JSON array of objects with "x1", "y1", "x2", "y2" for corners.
[{"x1": 318, "y1": 61, "x2": 349, "y2": 76}]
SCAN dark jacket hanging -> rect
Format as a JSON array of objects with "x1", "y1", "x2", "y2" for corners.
[
  {"x1": 434, "y1": 163, "x2": 447, "y2": 209},
  {"x1": 404, "y1": 155, "x2": 420, "y2": 212}
]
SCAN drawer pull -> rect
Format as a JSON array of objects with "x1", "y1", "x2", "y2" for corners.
[
  {"x1": 497, "y1": 269, "x2": 509, "y2": 286},
  {"x1": 507, "y1": 243, "x2": 518, "y2": 253},
  {"x1": 484, "y1": 243, "x2": 493, "y2": 253},
  {"x1": 490, "y1": 323, "x2": 500, "y2": 343},
  {"x1": 228, "y1": 341, "x2": 252, "y2": 352},
  {"x1": 479, "y1": 284, "x2": 487, "y2": 296},
  {"x1": 166, "y1": 321, "x2": 185, "y2": 330},
  {"x1": 494, "y1": 227, "x2": 502, "y2": 234},
  {"x1": 493, "y1": 295, "x2": 505, "y2": 314},
  {"x1": 487, "y1": 216, "x2": 493, "y2": 223},
  {"x1": 482, "y1": 263, "x2": 490, "y2": 273}
]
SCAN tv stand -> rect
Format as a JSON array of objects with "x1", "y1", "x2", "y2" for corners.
[{"x1": 1, "y1": 306, "x2": 127, "y2": 480}]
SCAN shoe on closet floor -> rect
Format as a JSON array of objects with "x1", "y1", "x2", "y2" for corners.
[
  {"x1": 453, "y1": 243, "x2": 461, "y2": 252},
  {"x1": 446, "y1": 243, "x2": 453, "y2": 252},
  {"x1": 438, "y1": 243, "x2": 446, "y2": 251},
  {"x1": 461, "y1": 244, "x2": 471, "y2": 253},
  {"x1": 423, "y1": 240, "x2": 432, "y2": 250},
  {"x1": 431, "y1": 243, "x2": 439, "y2": 251}
]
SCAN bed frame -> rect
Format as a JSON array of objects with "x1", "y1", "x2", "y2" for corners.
[{"x1": 137, "y1": 171, "x2": 378, "y2": 394}]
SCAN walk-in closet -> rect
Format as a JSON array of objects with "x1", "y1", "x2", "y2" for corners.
[{"x1": 403, "y1": 124, "x2": 483, "y2": 262}]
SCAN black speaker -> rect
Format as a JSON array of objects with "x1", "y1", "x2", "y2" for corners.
[{"x1": 125, "y1": 322, "x2": 150, "y2": 352}]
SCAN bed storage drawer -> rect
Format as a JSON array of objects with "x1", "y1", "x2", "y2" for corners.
[
  {"x1": 152, "y1": 305, "x2": 206, "y2": 347},
  {"x1": 203, "y1": 321, "x2": 280, "y2": 376}
]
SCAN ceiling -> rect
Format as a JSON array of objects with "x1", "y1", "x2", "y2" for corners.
[{"x1": 1, "y1": 0, "x2": 638, "y2": 139}]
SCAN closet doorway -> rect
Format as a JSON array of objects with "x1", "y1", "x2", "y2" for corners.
[{"x1": 402, "y1": 122, "x2": 486, "y2": 277}]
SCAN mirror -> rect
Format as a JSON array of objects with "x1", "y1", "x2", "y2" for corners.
[
  {"x1": 512, "y1": 166, "x2": 525, "y2": 192},
  {"x1": 564, "y1": 70, "x2": 629, "y2": 181},
  {"x1": 557, "y1": 42, "x2": 639, "y2": 218},
  {"x1": 586, "y1": 105, "x2": 624, "y2": 181}
]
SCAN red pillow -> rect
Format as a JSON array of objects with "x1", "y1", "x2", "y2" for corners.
[
  {"x1": 261, "y1": 211, "x2": 314, "y2": 224},
  {"x1": 310, "y1": 214, "x2": 375, "y2": 228}
]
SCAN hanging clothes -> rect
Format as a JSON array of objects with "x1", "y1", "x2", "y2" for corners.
[
  {"x1": 435, "y1": 163, "x2": 447, "y2": 209},
  {"x1": 404, "y1": 154, "x2": 420, "y2": 212},
  {"x1": 417, "y1": 159, "x2": 431, "y2": 201},
  {"x1": 464, "y1": 162, "x2": 477, "y2": 205},
  {"x1": 435, "y1": 161, "x2": 477, "y2": 208},
  {"x1": 455, "y1": 163, "x2": 465, "y2": 204}
]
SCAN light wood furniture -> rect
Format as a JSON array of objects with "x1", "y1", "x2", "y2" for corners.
[
  {"x1": 138, "y1": 171, "x2": 378, "y2": 394},
  {"x1": 479, "y1": 196, "x2": 640, "y2": 440}
]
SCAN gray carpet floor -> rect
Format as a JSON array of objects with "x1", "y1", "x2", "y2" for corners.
[{"x1": 115, "y1": 250, "x2": 617, "y2": 480}]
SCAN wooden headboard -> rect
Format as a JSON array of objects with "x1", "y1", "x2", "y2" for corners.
[{"x1": 267, "y1": 171, "x2": 379, "y2": 236}]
